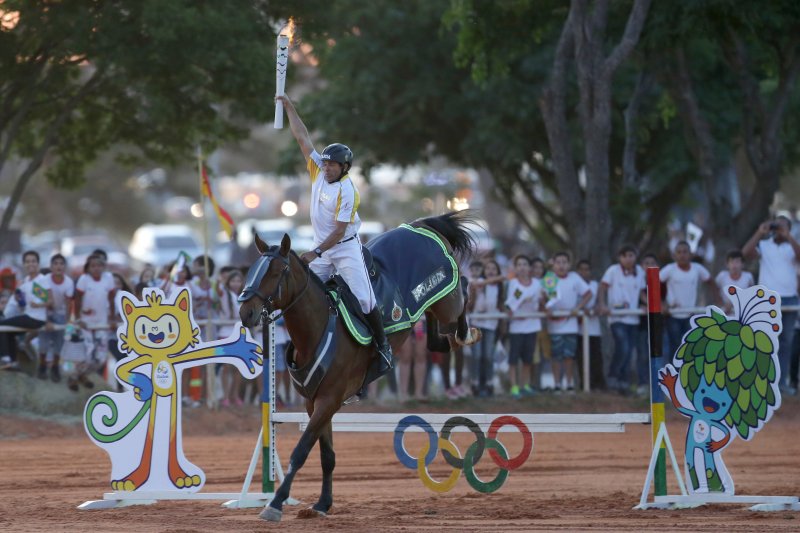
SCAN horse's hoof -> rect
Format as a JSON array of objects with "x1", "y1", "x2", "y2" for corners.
[
  {"x1": 455, "y1": 327, "x2": 482, "y2": 346},
  {"x1": 259, "y1": 506, "x2": 283, "y2": 522},
  {"x1": 297, "y1": 506, "x2": 328, "y2": 519}
]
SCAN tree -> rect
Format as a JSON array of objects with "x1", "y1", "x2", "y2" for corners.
[
  {"x1": 282, "y1": 0, "x2": 798, "y2": 269},
  {"x1": 278, "y1": 1, "x2": 664, "y2": 262},
  {"x1": 450, "y1": 0, "x2": 652, "y2": 268},
  {"x1": 643, "y1": 1, "x2": 800, "y2": 267},
  {"x1": 0, "y1": 0, "x2": 278, "y2": 236}
]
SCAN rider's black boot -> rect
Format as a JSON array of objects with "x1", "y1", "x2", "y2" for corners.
[{"x1": 365, "y1": 306, "x2": 393, "y2": 375}]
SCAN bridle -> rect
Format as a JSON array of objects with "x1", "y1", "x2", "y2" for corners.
[{"x1": 238, "y1": 246, "x2": 310, "y2": 325}]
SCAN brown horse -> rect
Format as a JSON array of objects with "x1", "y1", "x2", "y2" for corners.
[{"x1": 238, "y1": 211, "x2": 480, "y2": 522}]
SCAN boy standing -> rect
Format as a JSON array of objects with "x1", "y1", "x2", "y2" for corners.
[
  {"x1": 598, "y1": 245, "x2": 644, "y2": 393},
  {"x1": 545, "y1": 252, "x2": 591, "y2": 392},
  {"x1": 504, "y1": 255, "x2": 543, "y2": 398},
  {"x1": 659, "y1": 241, "x2": 719, "y2": 358},
  {"x1": 576, "y1": 259, "x2": 605, "y2": 390},
  {"x1": 37, "y1": 254, "x2": 74, "y2": 382},
  {"x1": 714, "y1": 250, "x2": 754, "y2": 314}
]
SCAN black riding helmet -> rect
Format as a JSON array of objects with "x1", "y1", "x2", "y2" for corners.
[{"x1": 320, "y1": 143, "x2": 353, "y2": 177}]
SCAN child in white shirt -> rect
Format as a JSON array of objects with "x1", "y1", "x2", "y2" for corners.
[
  {"x1": 714, "y1": 249, "x2": 754, "y2": 314},
  {"x1": 0, "y1": 251, "x2": 49, "y2": 369},
  {"x1": 598, "y1": 244, "x2": 645, "y2": 393},
  {"x1": 37, "y1": 254, "x2": 74, "y2": 382},
  {"x1": 504, "y1": 255, "x2": 543, "y2": 398},
  {"x1": 73, "y1": 254, "x2": 116, "y2": 391},
  {"x1": 545, "y1": 252, "x2": 591, "y2": 391},
  {"x1": 659, "y1": 241, "x2": 718, "y2": 358}
]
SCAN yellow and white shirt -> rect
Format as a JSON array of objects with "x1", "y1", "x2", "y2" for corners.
[{"x1": 308, "y1": 150, "x2": 361, "y2": 244}]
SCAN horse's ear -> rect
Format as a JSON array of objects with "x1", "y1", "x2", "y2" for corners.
[
  {"x1": 254, "y1": 232, "x2": 268, "y2": 255},
  {"x1": 280, "y1": 233, "x2": 291, "y2": 257}
]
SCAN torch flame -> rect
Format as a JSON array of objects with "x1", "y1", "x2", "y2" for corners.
[{"x1": 280, "y1": 17, "x2": 296, "y2": 44}]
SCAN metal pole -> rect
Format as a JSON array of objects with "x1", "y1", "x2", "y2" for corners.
[{"x1": 581, "y1": 312, "x2": 590, "y2": 392}]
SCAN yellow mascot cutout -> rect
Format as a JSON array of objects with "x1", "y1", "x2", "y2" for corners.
[{"x1": 84, "y1": 288, "x2": 262, "y2": 492}]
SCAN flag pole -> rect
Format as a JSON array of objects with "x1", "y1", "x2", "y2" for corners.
[{"x1": 197, "y1": 145, "x2": 216, "y2": 409}]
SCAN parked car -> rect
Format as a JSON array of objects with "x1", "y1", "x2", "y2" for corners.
[{"x1": 128, "y1": 224, "x2": 203, "y2": 270}]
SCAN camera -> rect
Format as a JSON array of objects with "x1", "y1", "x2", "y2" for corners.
[{"x1": 769, "y1": 222, "x2": 779, "y2": 231}]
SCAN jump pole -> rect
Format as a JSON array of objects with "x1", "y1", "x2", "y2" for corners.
[
  {"x1": 262, "y1": 319, "x2": 276, "y2": 494},
  {"x1": 645, "y1": 266, "x2": 667, "y2": 497}
]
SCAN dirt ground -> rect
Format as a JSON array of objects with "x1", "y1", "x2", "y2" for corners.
[{"x1": 2, "y1": 392, "x2": 800, "y2": 532}]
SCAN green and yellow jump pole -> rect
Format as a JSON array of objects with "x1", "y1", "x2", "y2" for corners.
[{"x1": 646, "y1": 266, "x2": 667, "y2": 496}]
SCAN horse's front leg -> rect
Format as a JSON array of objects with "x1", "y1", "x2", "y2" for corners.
[
  {"x1": 259, "y1": 399, "x2": 337, "y2": 522},
  {"x1": 455, "y1": 307, "x2": 481, "y2": 346},
  {"x1": 312, "y1": 420, "x2": 335, "y2": 515}
]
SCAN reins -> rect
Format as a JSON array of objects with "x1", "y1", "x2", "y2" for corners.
[
  {"x1": 238, "y1": 246, "x2": 312, "y2": 326},
  {"x1": 258, "y1": 252, "x2": 311, "y2": 326}
]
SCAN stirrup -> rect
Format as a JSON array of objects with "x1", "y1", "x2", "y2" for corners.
[
  {"x1": 343, "y1": 393, "x2": 362, "y2": 405},
  {"x1": 376, "y1": 347, "x2": 394, "y2": 371}
]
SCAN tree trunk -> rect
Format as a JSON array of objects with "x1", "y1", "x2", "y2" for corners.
[
  {"x1": 569, "y1": 0, "x2": 651, "y2": 270},
  {"x1": 669, "y1": 32, "x2": 800, "y2": 271}
]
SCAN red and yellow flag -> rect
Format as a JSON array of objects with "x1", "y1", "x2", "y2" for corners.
[{"x1": 201, "y1": 164, "x2": 234, "y2": 239}]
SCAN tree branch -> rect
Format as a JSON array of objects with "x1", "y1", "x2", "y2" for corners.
[
  {"x1": 603, "y1": 0, "x2": 652, "y2": 75},
  {"x1": 622, "y1": 70, "x2": 652, "y2": 188},
  {"x1": 0, "y1": 69, "x2": 105, "y2": 233},
  {"x1": 540, "y1": 4, "x2": 583, "y2": 225},
  {"x1": 670, "y1": 47, "x2": 717, "y2": 184},
  {"x1": 496, "y1": 178, "x2": 569, "y2": 251},
  {"x1": 513, "y1": 171, "x2": 567, "y2": 228}
]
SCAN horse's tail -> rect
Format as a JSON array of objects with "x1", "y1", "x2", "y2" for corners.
[{"x1": 414, "y1": 210, "x2": 479, "y2": 257}]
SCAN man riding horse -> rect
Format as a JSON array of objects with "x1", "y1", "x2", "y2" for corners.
[{"x1": 274, "y1": 94, "x2": 393, "y2": 377}]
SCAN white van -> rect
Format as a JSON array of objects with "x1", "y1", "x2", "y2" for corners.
[{"x1": 129, "y1": 224, "x2": 204, "y2": 269}]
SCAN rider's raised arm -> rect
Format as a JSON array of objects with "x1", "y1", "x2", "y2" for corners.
[{"x1": 276, "y1": 94, "x2": 314, "y2": 160}]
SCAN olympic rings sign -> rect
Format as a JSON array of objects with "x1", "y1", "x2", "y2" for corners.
[{"x1": 393, "y1": 415, "x2": 533, "y2": 493}]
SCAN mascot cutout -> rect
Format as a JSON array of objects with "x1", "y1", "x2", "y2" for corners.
[
  {"x1": 83, "y1": 288, "x2": 262, "y2": 492},
  {"x1": 659, "y1": 285, "x2": 782, "y2": 495}
]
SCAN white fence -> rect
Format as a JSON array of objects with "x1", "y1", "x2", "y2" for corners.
[{"x1": 3, "y1": 306, "x2": 799, "y2": 393}]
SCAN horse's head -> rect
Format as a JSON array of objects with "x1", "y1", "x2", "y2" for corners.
[{"x1": 238, "y1": 232, "x2": 298, "y2": 328}]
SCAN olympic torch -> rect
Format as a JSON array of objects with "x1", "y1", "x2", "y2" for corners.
[{"x1": 274, "y1": 18, "x2": 295, "y2": 129}]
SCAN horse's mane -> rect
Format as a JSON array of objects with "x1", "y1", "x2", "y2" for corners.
[
  {"x1": 283, "y1": 247, "x2": 328, "y2": 294},
  {"x1": 412, "y1": 210, "x2": 479, "y2": 257}
]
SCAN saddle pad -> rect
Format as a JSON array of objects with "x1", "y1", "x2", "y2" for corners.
[
  {"x1": 367, "y1": 224, "x2": 459, "y2": 332},
  {"x1": 327, "y1": 285, "x2": 373, "y2": 346}
]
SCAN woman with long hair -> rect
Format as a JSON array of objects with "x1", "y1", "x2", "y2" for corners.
[{"x1": 468, "y1": 259, "x2": 505, "y2": 397}]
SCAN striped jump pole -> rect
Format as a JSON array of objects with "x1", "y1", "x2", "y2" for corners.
[
  {"x1": 646, "y1": 266, "x2": 666, "y2": 496},
  {"x1": 261, "y1": 318, "x2": 276, "y2": 494}
]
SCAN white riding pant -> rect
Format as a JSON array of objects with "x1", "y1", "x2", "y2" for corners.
[{"x1": 310, "y1": 238, "x2": 376, "y2": 314}]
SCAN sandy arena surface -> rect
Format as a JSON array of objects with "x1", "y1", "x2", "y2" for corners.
[{"x1": 2, "y1": 393, "x2": 800, "y2": 532}]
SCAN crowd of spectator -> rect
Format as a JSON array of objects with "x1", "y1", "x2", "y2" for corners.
[{"x1": 1, "y1": 215, "x2": 799, "y2": 406}]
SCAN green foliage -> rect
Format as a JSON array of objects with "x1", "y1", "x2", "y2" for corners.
[
  {"x1": 1, "y1": 0, "x2": 277, "y2": 195},
  {"x1": 676, "y1": 312, "x2": 778, "y2": 440}
]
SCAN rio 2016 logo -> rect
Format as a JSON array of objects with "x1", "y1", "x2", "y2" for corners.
[{"x1": 393, "y1": 415, "x2": 533, "y2": 493}]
